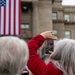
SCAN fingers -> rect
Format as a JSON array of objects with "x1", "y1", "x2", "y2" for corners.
[
  {"x1": 51, "y1": 35, "x2": 57, "y2": 40},
  {"x1": 49, "y1": 51, "x2": 53, "y2": 54},
  {"x1": 50, "y1": 31, "x2": 55, "y2": 36},
  {"x1": 47, "y1": 31, "x2": 57, "y2": 40},
  {"x1": 40, "y1": 31, "x2": 57, "y2": 40},
  {"x1": 51, "y1": 31, "x2": 57, "y2": 40}
]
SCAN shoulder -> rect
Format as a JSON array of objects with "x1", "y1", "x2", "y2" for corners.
[{"x1": 44, "y1": 62, "x2": 63, "y2": 75}]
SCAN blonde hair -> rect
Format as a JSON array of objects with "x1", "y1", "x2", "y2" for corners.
[
  {"x1": 0, "y1": 36, "x2": 29, "y2": 75},
  {"x1": 50, "y1": 39, "x2": 75, "y2": 75}
]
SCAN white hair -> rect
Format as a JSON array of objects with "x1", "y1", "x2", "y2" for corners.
[
  {"x1": 50, "y1": 39, "x2": 75, "y2": 75},
  {"x1": 0, "y1": 36, "x2": 29, "y2": 75}
]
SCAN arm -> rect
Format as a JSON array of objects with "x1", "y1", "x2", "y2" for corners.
[{"x1": 27, "y1": 31, "x2": 57, "y2": 75}]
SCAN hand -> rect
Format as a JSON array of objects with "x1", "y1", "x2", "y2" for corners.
[
  {"x1": 40, "y1": 31, "x2": 57, "y2": 40},
  {"x1": 48, "y1": 51, "x2": 53, "y2": 54}
]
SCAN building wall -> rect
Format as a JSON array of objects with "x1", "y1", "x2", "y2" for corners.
[
  {"x1": 21, "y1": 0, "x2": 75, "y2": 55},
  {"x1": 21, "y1": 0, "x2": 38, "y2": 1},
  {"x1": 52, "y1": 0, "x2": 75, "y2": 39},
  {"x1": 21, "y1": 0, "x2": 53, "y2": 40},
  {"x1": 21, "y1": 0, "x2": 54, "y2": 56},
  {"x1": 21, "y1": 5, "x2": 32, "y2": 39}
]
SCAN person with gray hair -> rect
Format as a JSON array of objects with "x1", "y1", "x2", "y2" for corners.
[
  {"x1": 0, "y1": 36, "x2": 29, "y2": 75},
  {"x1": 50, "y1": 38, "x2": 75, "y2": 75},
  {"x1": 27, "y1": 31, "x2": 75, "y2": 75}
]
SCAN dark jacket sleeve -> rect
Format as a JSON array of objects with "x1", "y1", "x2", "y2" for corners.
[{"x1": 27, "y1": 34, "x2": 47, "y2": 75}]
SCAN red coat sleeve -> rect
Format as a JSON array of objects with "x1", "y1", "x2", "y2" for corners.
[
  {"x1": 27, "y1": 34, "x2": 47, "y2": 75},
  {"x1": 27, "y1": 34, "x2": 63, "y2": 75}
]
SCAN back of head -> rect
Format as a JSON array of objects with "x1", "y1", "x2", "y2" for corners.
[
  {"x1": 50, "y1": 39, "x2": 75, "y2": 75},
  {"x1": 0, "y1": 36, "x2": 29, "y2": 75}
]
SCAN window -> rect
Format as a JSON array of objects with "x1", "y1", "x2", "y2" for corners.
[
  {"x1": 65, "y1": 31, "x2": 71, "y2": 38},
  {"x1": 21, "y1": 23, "x2": 29, "y2": 29},
  {"x1": 52, "y1": 12, "x2": 57, "y2": 20},
  {"x1": 64, "y1": 14, "x2": 70, "y2": 22},
  {"x1": 21, "y1": 2, "x2": 32, "y2": 13},
  {"x1": 53, "y1": 30, "x2": 58, "y2": 37}
]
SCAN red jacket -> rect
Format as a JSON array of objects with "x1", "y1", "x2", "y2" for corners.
[{"x1": 27, "y1": 34, "x2": 63, "y2": 75}]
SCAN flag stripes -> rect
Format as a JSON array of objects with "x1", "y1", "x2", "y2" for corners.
[{"x1": 0, "y1": 0, "x2": 20, "y2": 35}]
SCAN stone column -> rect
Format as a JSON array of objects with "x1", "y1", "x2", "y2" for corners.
[
  {"x1": 38, "y1": 0, "x2": 53, "y2": 33},
  {"x1": 32, "y1": 0, "x2": 53, "y2": 36},
  {"x1": 32, "y1": 1, "x2": 39, "y2": 36}
]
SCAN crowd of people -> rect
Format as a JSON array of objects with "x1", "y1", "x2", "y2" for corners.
[{"x1": 0, "y1": 31, "x2": 75, "y2": 75}]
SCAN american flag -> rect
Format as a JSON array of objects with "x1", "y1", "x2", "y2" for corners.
[{"x1": 0, "y1": 0, "x2": 21, "y2": 35}]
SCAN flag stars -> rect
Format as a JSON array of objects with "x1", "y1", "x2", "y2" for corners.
[{"x1": 0, "y1": 0, "x2": 6, "y2": 6}]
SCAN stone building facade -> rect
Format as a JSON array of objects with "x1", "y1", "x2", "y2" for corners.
[
  {"x1": 21, "y1": 0, "x2": 54, "y2": 41},
  {"x1": 21, "y1": 0, "x2": 75, "y2": 40},
  {"x1": 52, "y1": 0, "x2": 75, "y2": 39},
  {"x1": 21, "y1": 0, "x2": 75, "y2": 55}
]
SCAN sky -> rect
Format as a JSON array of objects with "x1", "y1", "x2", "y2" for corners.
[{"x1": 62, "y1": 0, "x2": 75, "y2": 5}]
